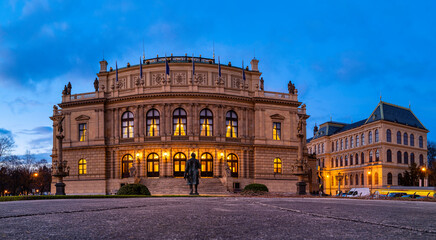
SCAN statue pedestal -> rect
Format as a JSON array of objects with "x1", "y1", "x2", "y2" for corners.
[
  {"x1": 55, "y1": 182, "x2": 66, "y2": 195},
  {"x1": 296, "y1": 181, "x2": 307, "y2": 195}
]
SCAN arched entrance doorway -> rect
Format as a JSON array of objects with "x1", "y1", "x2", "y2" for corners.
[
  {"x1": 201, "y1": 153, "x2": 213, "y2": 177},
  {"x1": 147, "y1": 153, "x2": 159, "y2": 177},
  {"x1": 227, "y1": 153, "x2": 238, "y2": 178},
  {"x1": 122, "y1": 154, "x2": 134, "y2": 178},
  {"x1": 173, "y1": 152, "x2": 186, "y2": 177}
]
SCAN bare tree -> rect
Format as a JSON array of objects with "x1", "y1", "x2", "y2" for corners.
[{"x1": 0, "y1": 135, "x2": 14, "y2": 159}]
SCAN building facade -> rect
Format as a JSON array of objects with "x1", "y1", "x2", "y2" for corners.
[
  {"x1": 307, "y1": 102, "x2": 429, "y2": 195},
  {"x1": 51, "y1": 55, "x2": 315, "y2": 194}
]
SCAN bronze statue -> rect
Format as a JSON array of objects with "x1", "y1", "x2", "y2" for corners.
[
  {"x1": 184, "y1": 152, "x2": 201, "y2": 195},
  {"x1": 94, "y1": 78, "x2": 99, "y2": 91}
]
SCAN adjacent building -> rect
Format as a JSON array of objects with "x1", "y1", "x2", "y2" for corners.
[
  {"x1": 51, "y1": 54, "x2": 315, "y2": 194},
  {"x1": 307, "y1": 101, "x2": 429, "y2": 195}
]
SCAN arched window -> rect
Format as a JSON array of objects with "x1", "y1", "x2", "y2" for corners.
[
  {"x1": 345, "y1": 138, "x2": 348, "y2": 149},
  {"x1": 403, "y1": 133, "x2": 408, "y2": 145},
  {"x1": 410, "y1": 153, "x2": 415, "y2": 165},
  {"x1": 375, "y1": 129, "x2": 379, "y2": 142},
  {"x1": 340, "y1": 139, "x2": 343, "y2": 150},
  {"x1": 361, "y1": 174, "x2": 364, "y2": 186},
  {"x1": 78, "y1": 159, "x2": 87, "y2": 175},
  {"x1": 374, "y1": 172, "x2": 379, "y2": 185},
  {"x1": 147, "y1": 153, "x2": 159, "y2": 177},
  {"x1": 227, "y1": 154, "x2": 238, "y2": 177},
  {"x1": 201, "y1": 153, "x2": 213, "y2": 177},
  {"x1": 397, "y1": 151, "x2": 402, "y2": 164},
  {"x1": 122, "y1": 111, "x2": 134, "y2": 138},
  {"x1": 350, "y1": 136, "x2": 354, "y2": 148},
  {"x1": 350, "y1": 174, "x2": 353, "y2": 185},
  {"x1": 350, "y1": 154, "x2": 353, "y2": 165},
  {"x1": 386, "y1": 129, "x2": 391, "y2": 142},
  {"x1": 369, "y1": 151, "x2": 373, "y2": 162},
  {"x1": 122, "y1": 154, "x2": 134, "y2": 178},
  {"x1": 419, "y1": 136, "x2": 423, "y2": 148},
  {"x1": 361, "y1": 133, "x2": 365, "y2": 146},
  {"x1": 146, "y1": 109, "x2": 160, "y2": 136},
  {"x1": 398, "y1": 173, "x2": 403, "y2": 185},
  {"x1": 331, "y1": 142, "x2": 334, "y2": 152},
  {"x1": 173, "y1": 152, "x2": 187, "y2": 177},
  {"x1": 355, "y1": 153, "x2": 359, "y2": 165},
  {"x1": 419, "y1": 154, "x2": 424, "y2": 166},
  {"x1": 387, "y1": 173, "x2": 393, "y2": 185},
  {"x1": 340, "y1": 156, "x2": 343, "y2": 166},
  {"x1": 173, "y1": 108, "x2": 187, "y2": 136},
  {"x1": 397, "y1": 131, "x2": 401, "y2": 144},
  {"x1": 335, "y1": 158, "x2": 338, "y2": 167},
  {"x1": 274, "y1": 158, "x2": 282, "y2": 174},
  {"x1": 387, "y1": 149, "x2": 392, "y2": 162},
  {"x1": 356, "y1": 135, "x2": 360, "y2": 147},
  {"x1": 345, "y1": 155, "x2": 348, "y2": 166},
  {"x1": 376, "y1": 150, "x2": 380, "y2": 161},
  {"x1": 226, "y1": 111, "x2": 238, "y2": 138},
  {"x1": 404, "y1": 152, "x2": 409, "y2": 164},
  {"x1": 361, "y1": 152, "x2": 364, "y2": 164},
  {"x1": 355, "y1": 174, "x2": 359, "y2": 185},
  {"x1": 368, "y1": 131, "x2": 373, "y2": 144},
  {"x1": 200, "y1": 109, "x2": 213, "y2": 136},
  {"x1": 410, "y1": 134, "x2": 414, "y2": 146}
]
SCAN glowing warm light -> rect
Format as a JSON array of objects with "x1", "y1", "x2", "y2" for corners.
[
  {"x1": 367, "y1": 171, "x2": 371, "y2": 175},
  {"x1": 163, "y1": 152, "x2": 168, "y2": 157},
  {"x1": 421, "y1": 167, "x2": 426, "y2": 172},
  {"x1": 327, "y1": 175, "x2": 329, "y2": 178},
  {"x1": 34, "y1": 173, "x2": 38, "y2": 177},
  {"x1": 220, "y1": 153, "x2": 224, "y2": 157},
  {"x1": 174, "y1": 119, "x2": 186, "y2": 136}
]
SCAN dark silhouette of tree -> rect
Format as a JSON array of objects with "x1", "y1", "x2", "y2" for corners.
[
  {"x1": 427, "y1": 141, "x2": 436, "y2": 186},
  {"x1": 400, "y1": 162, "x2": 422, "y2": 186},
  {"x1": 0, "y1": 135, "x2": 14, "y2": 159}
]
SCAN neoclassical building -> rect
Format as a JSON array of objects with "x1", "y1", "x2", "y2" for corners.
[
  {"x1": 51, "y1": 54, "x2": 315, "y2": 194},
  {"x1": 307, "y1": 101, "x2": 429, "y2": 195}
]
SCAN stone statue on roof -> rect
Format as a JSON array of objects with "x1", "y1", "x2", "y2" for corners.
[
  {"x1": 288, "y1": 80, "x2": 296, "y2": 94},
  {"x1": 62, "y1": 85, "x2": 67, "y2": 95},
  {"x1": 67, "y1": 82, "x2": 72, "y2": 95},
  {"x1": 260, "y1": 77, "x2": 264, "y2": 91},
  {"x1": 94, "y1": 78, "x2": 99, "y2": 92}
]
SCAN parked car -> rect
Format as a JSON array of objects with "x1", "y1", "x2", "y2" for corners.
[
  {"x1": 346, "y1": 188, "x2": 371, "y2": 197},
  {"x1": 387, "y1": 192, "x2": 407, "y2": 198},
  {"x1": 401, "y1": 194, "x2": 421, "y2": 199}
]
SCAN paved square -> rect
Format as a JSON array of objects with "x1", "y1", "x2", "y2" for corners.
[{"x1": 0, "y1": 197, "x2": 435, "y2": 239}]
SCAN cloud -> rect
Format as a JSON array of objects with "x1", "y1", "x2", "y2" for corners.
[
  {"x1": 0, "y1": 128, "x2": 13, "y2": 136},
  {"x1": 28, "y1": 136, "x2": 52, "y2": 148},
  {"x1": 19, "y1": 126, "x2": 52, "y2": 135}
]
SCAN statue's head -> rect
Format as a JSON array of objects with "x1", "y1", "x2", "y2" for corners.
[{"x1": 191, "y1": 153, "x2": 196, "y2": 158}]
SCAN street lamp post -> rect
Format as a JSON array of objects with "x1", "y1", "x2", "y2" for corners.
[
  {"x1": 50, "y1": 108, "x2": 70, "y2": 195},
  {"x1": 421, "y1": 167, "x2": 427, "y2": 187},
  {"x1": 367, "y1": 169, "x2": 372, "y2": 194},
  {"x1": 336, "y1": 172, "x2": 344, "y2": 195}
]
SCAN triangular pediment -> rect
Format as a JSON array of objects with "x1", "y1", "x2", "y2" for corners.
[
  {"x1": 270, "y1": 114, "x2": 285, "y2": 120},
  {"x1": 75, "y1": 115, "x2": 90, "y2": 121}
]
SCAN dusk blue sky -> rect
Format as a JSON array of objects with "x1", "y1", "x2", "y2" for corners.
[{"x1": 0, "y1": 0, "x2": 435, "y2": 160}]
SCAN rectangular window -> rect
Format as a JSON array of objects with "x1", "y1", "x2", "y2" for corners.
[
  {"x1": 273, "y1": 122, "x2": 281, "y2": 140},
  {"x1": 79, "y1": 123, "x2": 87, "y2": 141}
]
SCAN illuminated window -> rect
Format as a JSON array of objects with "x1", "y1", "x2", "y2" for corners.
[
  {"x1": 387, "y1": 149, "x2": 392, "y2": 162},
  {"x1": 146, "y1": 109, "x2": 160, "y2": 136},
  {"x1": 387, "y1": 173, "x2": 393, "y2": 185},
  {"x1": 374, "y1": 172, "x2": 379, "y2": 185},
  {"x1": 122, "y1": 154, "x2": 133, "y2": 178},
  {"x1": 225, "y1": 111, "x2": 238, "y2": 138},
  {"x1": 375, "y1": 129, "x2": 379, "y2": 142},
  {"x1": 79, "y1": 123, "x2": 87, "y2": 142},
  {"x1": 404, "y1": 152, "x2": 408, "y2": 164},
  {"x1": 227, "y1": 154, "x2": 238, "y2": 177},
  {"x1": 376, "y1": 150, "x2": 380, "y2": 161},
  {"x1": 361, "y1": 133, "x2": 365, "y2": 146},
  {"x1": 410, "y1": 134, "x2": 414, "y2": 146},
  {"x1": 273, "y1": 122, "x2": 281, "y2": 140},
  {"x1": 274, "y1": 158, "x2": 282, "y2": 174},
  {"x1": 403, "y1": 133, "x2": 408, "y2": 145},
  {"x1": 122, "y1": 111, "x2": 134, "y2": 138},
  {"x1": 173, "y1": 152, "x2": 186, "y2": 177},
  {"x1": 368, "y1": 131, "x2": 372, "y2": 144},
  {"x1": 201, "y1": 153, "x2": 213, "y2": 177},
  {"x1": 78, "y1": 159, "x2": 87, "y2": 175},
  {"x1": 397, "y1": 131, "x2": 401, "y2": 144},
  {"x1": 147, "y1": 153, "x2": 159, "y2": 177},
  {"x1": 386, "y1": 129, "x2": 391, "y2": 142},
  {"x1": 200, "y1": 109, "x2": 213, "y2": 136},
  {"x1": 173, "y1": 108, "x2": 187, "y2": 136}
]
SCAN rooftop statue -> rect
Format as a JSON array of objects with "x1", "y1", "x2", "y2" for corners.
[
  {"x1": 288, "y1": 80, "x2": 296, "y2": 94},
  {"x1": 94, "y1": 78, "x2": 99, "y2": 92}
]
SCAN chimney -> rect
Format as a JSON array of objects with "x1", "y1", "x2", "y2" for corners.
[
  {"x1": 250, "y1": 58, "x2": 259, "y2": 72},
  {"x1": 100, "y1": 60, "x2": 108, "y2": 73}
]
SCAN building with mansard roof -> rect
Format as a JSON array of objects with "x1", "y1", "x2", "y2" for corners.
[
  {"x1": 307, "y1": 101, "x2": 429, "y2": 195},
  {"x1": 50, "y1": 54, "x2": 315, "y2": 194}
]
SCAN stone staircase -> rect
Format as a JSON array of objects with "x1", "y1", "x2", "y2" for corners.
[{"x1": 140, "y1": 177, "x2": 230, "y2": 195}]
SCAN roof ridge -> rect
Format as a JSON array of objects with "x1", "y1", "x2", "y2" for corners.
[{"x1": 380, "y1": 101, "x2": 411, "y2": 111}]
